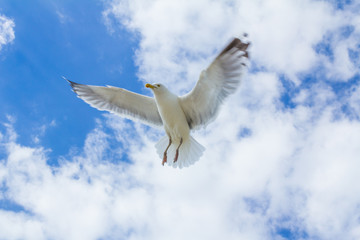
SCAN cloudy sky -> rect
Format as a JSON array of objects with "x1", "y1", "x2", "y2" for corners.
[{"x1": 0, "y1": 0, "x2": 360, "y2": 239}]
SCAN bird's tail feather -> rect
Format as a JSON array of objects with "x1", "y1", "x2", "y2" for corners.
[{"x1": 155, "y1": 136, "x2": 205, "y2": 168}]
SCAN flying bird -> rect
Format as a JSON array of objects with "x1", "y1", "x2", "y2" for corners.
[{"x1": 66, "y1": 37, "x2": 250, "y2": 168}]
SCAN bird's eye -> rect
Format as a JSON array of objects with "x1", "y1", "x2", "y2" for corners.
[{"x1": 157, "y1": 84, "x2": 161, "y2": 87}]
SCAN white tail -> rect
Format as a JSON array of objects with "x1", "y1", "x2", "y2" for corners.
[{"x1": 155, "y1": 136, "x2": 205, "y2": 168}]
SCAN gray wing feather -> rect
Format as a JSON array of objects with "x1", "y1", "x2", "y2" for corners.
[
  {"x1": 67, "y1": 79, "x2": 162, "y2": 127},
  {"x1": 179, "y1": 37, "x2": 250, "y2": 130}
]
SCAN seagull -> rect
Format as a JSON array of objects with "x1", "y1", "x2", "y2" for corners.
[{"x1": 66, "y1": 37, "x2": 250, "y2": 168}]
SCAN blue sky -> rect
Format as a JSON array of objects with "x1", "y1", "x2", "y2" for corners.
[
  {"x1": 1, "y1": 0, "x2": 360, "y2": 239},
  {"x1": 0, "y1": 0, "x2": 143, "y2": 160}
]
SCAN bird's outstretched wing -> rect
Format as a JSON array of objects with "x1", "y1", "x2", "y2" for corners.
[
  {"x1": 179, "y1": 37, "x2": 250, "y2": 130},
  {"x1": 66, "y1": 79, "x2": 163, "y2": 127}
]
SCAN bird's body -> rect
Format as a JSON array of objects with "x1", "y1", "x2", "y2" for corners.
[
  {"x1": 153, "y1": 87, "x2": 189, "y2": 144},
  {"x1": 67, "y1": 36, "x2": 250, "y2": 168},
  {"x1": 147, "y1": 83, "x2": 195, "y2": 166}
]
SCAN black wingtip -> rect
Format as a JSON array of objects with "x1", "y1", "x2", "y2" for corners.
[
  {"x1": 63, "y1": 76, "x2": 78, "y2": 88},
  {"x1": 219, "y1": 36, "x2": 250, "y2": 58}
]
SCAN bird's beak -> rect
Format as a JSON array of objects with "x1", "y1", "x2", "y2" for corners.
[{"x1": 145, "y1": 83, "x2": 155, "y2": 89}]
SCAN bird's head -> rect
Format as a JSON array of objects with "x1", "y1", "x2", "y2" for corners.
[{"x1": 145, "y1": 83, "x2": 168, "y2": 95}]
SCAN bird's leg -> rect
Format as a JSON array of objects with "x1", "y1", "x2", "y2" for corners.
[
  {"x1": 162, "y1": 137, "x2": 172, "y2": 166},
  {"x1": 174, "y1": 138, "x2": 183, "y2": 163}
]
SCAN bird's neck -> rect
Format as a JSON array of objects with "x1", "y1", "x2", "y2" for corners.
[{"x1": 154, "y1": 91, "x2": 178, "y2": 106}]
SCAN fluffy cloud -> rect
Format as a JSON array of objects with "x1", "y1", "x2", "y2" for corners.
[
  {"x1": 0, "y1": 14, "x2": 15, "y2": 51},
  {"x1": 1, "y1": 0, "x2": 360, "y2": 239},
  {"x1": 1, "y1": 92, "x2": 360, "y2": 240},
  {"x1": 103, "y1": 0, "x2": 360, "y2": 85}
]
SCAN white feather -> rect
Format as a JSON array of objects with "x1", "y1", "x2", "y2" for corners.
[
  {"x1": 155, "y1": 135, "x2": 205, "y2": 168},
  {"x1": 67, "y1": 79, "x2": 162, "y2": 128},
  {"x1": 180, "y1": 38, "x2": 250, "y2": 130},
  {"x1": 67, "y1": 37, "x2": 249, "y2": 168}
]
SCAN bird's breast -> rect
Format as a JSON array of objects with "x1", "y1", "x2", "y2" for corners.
[{"x1": 155, "y1": 96, "x2": 190, "y2": 141}]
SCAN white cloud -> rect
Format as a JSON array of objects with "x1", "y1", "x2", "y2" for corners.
[
  {"x1": 103, "y1": 0, "x2": 251, "y2": 92},
  {"x1": 55, "y1": 10, "x2": 72, "y2": 24},
  {"x1": 0, "y1": 14, "x2": 15, "y2": 51},
  {"x1": 103, "y1": 0, "x2": 360, "y2": 86},
  {"x1": 31, "y1": 120, "x2": 57, "y2": 144},
  {"x1": 2, "y1": 92, "x2": 360, "y2": 239},
  {"x1": 1, "y1": 0, "x2": 360, "y2": 239},
  {"x1": 0, "y1": 210, "x2": 45, "y2": 240}
]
